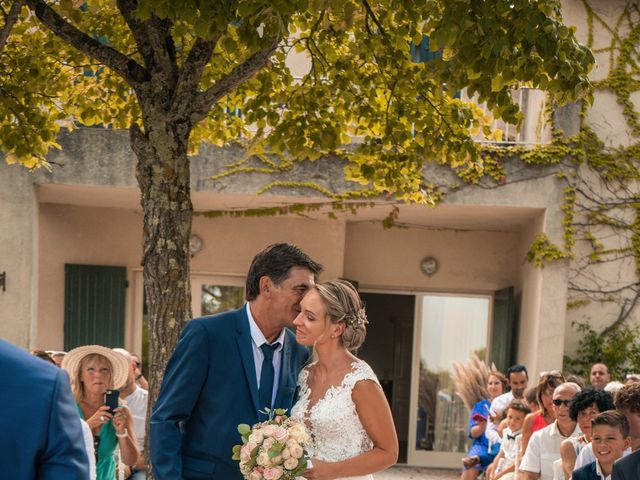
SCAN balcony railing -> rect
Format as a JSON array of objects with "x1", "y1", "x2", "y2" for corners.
[{"x1": 460, "y1": 87, "x2": 551, "y2": 146}]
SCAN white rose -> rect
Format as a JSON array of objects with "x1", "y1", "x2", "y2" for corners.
[
  {"x1": 263, "y1": 466, "x2": 284, "y2": 480},
  {"x1": 283, "y1": 457, "x2": 299, "y2": 470},
  {"x1": 289, "y1": 444, "x2": 304, "y2": 459},
  {"x1": 249, "y1": 431, "x2": 264, "y2": 444},
  {"x1": 288, "y1": 423, "x2": 310, "y2": 443},
  {"x1": 271, "y1": 455, "x2": 282, "y2": 465},
  {"x1": 257, "y1": 452, "x2": 271, "y2": 466},
  {"x1": 281, "y1": 448, "x2": 291, "y2": 460},
  {"x1": 263, "y1": 437, "x2": 275, "y2": 450}
]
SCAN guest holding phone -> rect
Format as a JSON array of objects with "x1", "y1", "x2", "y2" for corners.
[
  {"x1": 62, "y1": 345, "x2": 139, "y2": 480},
  {"x1": 461, "y1": 372, "x2": 507, "y2": 480}
]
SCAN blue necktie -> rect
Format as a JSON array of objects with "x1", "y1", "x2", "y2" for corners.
[{"x1": 259, "y1": 342, "x2": 279, "y2": 417}]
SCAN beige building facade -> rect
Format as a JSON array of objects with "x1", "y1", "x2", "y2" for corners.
[{"x1": 0, "y1": 0, "x2": 637, "y2": 468}]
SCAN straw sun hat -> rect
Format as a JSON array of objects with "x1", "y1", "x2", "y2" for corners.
[{"x1": 61, "y1": 345, "x2": 130, "y2": 390}]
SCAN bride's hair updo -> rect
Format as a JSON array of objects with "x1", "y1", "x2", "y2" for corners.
[{"x1": 315, "y1": 280, "x2": 368, "y2": 351}]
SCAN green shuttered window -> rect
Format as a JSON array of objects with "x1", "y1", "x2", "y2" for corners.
[{"x1": 64, "y1": 264, "x2": 126, "y2": 350}]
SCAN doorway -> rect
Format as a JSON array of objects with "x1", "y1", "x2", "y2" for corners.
[{"x1": 359, "y1": 292, "x2": 415, "y2": 463}]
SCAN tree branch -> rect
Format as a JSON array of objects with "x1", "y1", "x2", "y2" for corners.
[
  {"x1": 116, "y1": 0, "x2": 155, "y2": 68},
  {"x1": 25, "y1": 0, "x2": 149, "y2": 87},
  {"x1": 361, "y1": 0, "x2": 386, "y2": 36},
  {"x1": 190, "y1": 36, "x2": 279, "y2": 123},
  {"x1": 171, "y1": 36, "x2": 220, "y2": 118},
  {"x1": 0, "y1": 0, "x2": 24, "y2": 52}
]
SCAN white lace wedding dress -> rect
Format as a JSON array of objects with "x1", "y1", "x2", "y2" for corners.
[{"x1": 290, "y1": 359, "x2": 380, "y2": 480}]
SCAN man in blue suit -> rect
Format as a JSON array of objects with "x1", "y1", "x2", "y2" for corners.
[
  {"x1": 151, "y1": 243, "x2": 322, "y2": 479},
  {"x1": 0, "y1": 338, "x2": 90, "y2": 479}
]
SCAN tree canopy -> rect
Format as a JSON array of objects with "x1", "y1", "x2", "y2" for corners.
[{"x1": 3, "y1": 0, "x2": 593, "y2": 200}]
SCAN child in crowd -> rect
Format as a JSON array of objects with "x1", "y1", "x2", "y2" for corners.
[
  {"x1": 572, "y1": 410, "x2": 630, "y2": 480},
  {"x1": 489, "y1": 400, "x2": 531, "y2": 480}
]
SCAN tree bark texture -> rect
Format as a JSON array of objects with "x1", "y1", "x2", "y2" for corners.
[{"x1": 130, "y1": 106, "x2": 193, "y2": 476}]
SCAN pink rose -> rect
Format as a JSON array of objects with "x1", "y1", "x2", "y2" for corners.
[
  {"x1": 249, "y1": 470, "x2": 263, "y2": 480},
  {"x1": 262, "y1": 425, "x2": 277, "y2": 437},
  {"x1": 263, "y1": 467, "x2": 284, "y2": 480},
  {"x1": 272, "y1": 427, "x2": 289, "y2": 443}
]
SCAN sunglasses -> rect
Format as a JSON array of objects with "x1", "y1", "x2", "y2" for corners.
[{"x1": 552, "y1": 399, "x2": 572, "y2": 407}]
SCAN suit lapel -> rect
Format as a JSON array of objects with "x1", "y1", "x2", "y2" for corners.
[{"x1": 235, "y1": 307, "x2": 261, "y2": 415}]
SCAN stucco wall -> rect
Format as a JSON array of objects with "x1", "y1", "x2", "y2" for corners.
[
  {"x1": 343, "y1": 222, "x2": 520, "y2": 293},
  {"x1": 0, "y1": 164, "x2": 39, "y2": 346},
  {"x1": 36, "y1": 202, "x2": 346, "y2": 350}
]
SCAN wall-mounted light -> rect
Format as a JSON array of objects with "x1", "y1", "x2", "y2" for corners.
[
  {"x1": 420, "y1": 256, "x2": 438, "y2": 277},
  {"x1": 189, "y1": 234, "x2": 204, "y2": 257},
  {"x1": 0, "y1": 271, "x2": 5, "y2": 292}
]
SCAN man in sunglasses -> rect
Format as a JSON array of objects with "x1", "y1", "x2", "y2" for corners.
[{"x1": 520, "y1": 382, "x2": 582, "y2": 480}]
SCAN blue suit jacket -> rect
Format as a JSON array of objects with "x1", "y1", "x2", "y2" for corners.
[
  {"x1": 150, "y1": 306, "x2": 310, "y2": 480},
  {"x1": 0, "y1": 338, "x2": 90, "y2": 479},
  {"x1": 612, "y1": 449, "x2": 640, "y2": 480},
  {"x1": 573, "y1": 461, "x2": 599, "y2": 480}
]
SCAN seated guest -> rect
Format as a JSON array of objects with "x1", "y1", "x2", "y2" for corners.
[
  {"x1": 46, "y1": 350, "x2": 67, "y2": 367},
  {"x1": 559, "y1": 387, "x2": 614, "y2": 479},
  {"x1": 489, "y1": 400, "x2": 531, "y2": 480},
  {"x1": 525, "y1": 386, "x2": 540, "y2": 412},
  {"x1": 589, "y1": 364, "x2": 610, "y2": 390},
  {"x1": 486, "y1": 365, "x2": 529, "y2": 445},
  {"x1": 519, "y1": 382, "x2": 582, "y2": 480},
  {"x1": 62, "y1": 345, "x2": 139, "y2": 480},
  {"x1": 461, "y1": 371, "x2": 507, "y2": 480},
  {"x1": 114, "y1": 348, "x2": 148, "y2": 479},
  {"x1": 521, "y1": 371, "x2": 565, "y2": 456},
  {"x1": 31, "y1": 349, "x2": 56, "y2": 365},
  {"x1": 573, "y1": 411, "x2": 630, "y2": 480}
]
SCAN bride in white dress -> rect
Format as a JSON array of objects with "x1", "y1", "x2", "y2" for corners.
[{"x1": 290, "y1": 280, "x2": 398, "y2": 480}]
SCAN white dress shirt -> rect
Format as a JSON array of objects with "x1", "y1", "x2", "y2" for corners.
[
  {"x1": 247, "y1": 304, "x2": 286, "y2": 407},
  {"x1": 519, "y1": 421, "x2": 581, "y2": 480},
  {"x1": 123, "y1": 386, "x2": 148, "y2": 452}
]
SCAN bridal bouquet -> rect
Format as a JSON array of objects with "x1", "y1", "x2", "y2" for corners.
[{"x1": 232, "y1": 408, "x2": 310, "y2": 480}]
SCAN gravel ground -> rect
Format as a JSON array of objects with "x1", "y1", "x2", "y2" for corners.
[{"x1": 376, "y1": 466, "x2": 459, "y2": 479}]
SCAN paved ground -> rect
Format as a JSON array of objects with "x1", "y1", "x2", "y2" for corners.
[{"x1": 377, "y1": 466, "x2": 459, "y2": 479}]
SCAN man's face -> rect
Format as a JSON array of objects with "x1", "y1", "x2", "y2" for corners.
[
  {"x1": 268, "y1": 266, "x2": 316, "y2": 327},
  {"x1": 508, "y1": 371, "x2": 528, "y2": 398},
  {"x1": 552, "y1": 386, "x2": 577, "y2": 422},
  {"x1": 590, "y1": 363, "x2": 610, "y2": 389}
]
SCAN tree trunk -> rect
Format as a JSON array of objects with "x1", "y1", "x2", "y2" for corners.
[{"x1": 130, "y1": 112, "x2": 193, "y2": 476}]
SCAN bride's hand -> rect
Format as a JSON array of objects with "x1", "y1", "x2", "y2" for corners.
[{"x1": 303, "y1": 459, "x2": 336, "y2": 480}]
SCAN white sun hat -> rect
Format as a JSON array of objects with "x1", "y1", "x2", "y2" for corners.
[{"x1": 61, "y1": 344, "x2": 130, "y2": 390}]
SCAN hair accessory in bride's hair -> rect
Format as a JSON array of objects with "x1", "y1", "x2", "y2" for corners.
[{"x1": 347, "y1": 307, "x2": 368, "y2": 329}]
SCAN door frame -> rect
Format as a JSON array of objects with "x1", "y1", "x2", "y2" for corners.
[{"x1": 406, "y1": 291, "x2": 493, "y2": 468}]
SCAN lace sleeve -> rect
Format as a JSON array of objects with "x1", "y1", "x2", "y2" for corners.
[{"x1": 343, "y1": 361, "x2": 380, "y2": 390}]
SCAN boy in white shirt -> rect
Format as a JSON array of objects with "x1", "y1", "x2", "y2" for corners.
[{"x1": 491, "y1": 400, "x2": 531, "y2": 480}]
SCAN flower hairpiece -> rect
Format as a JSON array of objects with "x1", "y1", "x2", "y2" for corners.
[{"x1": 347, "y1": 308, "x2": 368, "y2": 328}]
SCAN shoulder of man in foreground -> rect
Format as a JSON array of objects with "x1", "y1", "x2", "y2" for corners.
[
  {"x1": 0, "y1": 339, "x2": 90, "y2": 479},
  {"x1": 612, "y1": 448, "x2": 640, "y2": 479}
]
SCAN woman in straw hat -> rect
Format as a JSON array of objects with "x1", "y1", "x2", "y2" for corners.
[{"x1": 62, "y1": 345, "x2": 139, "y2": 480}]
